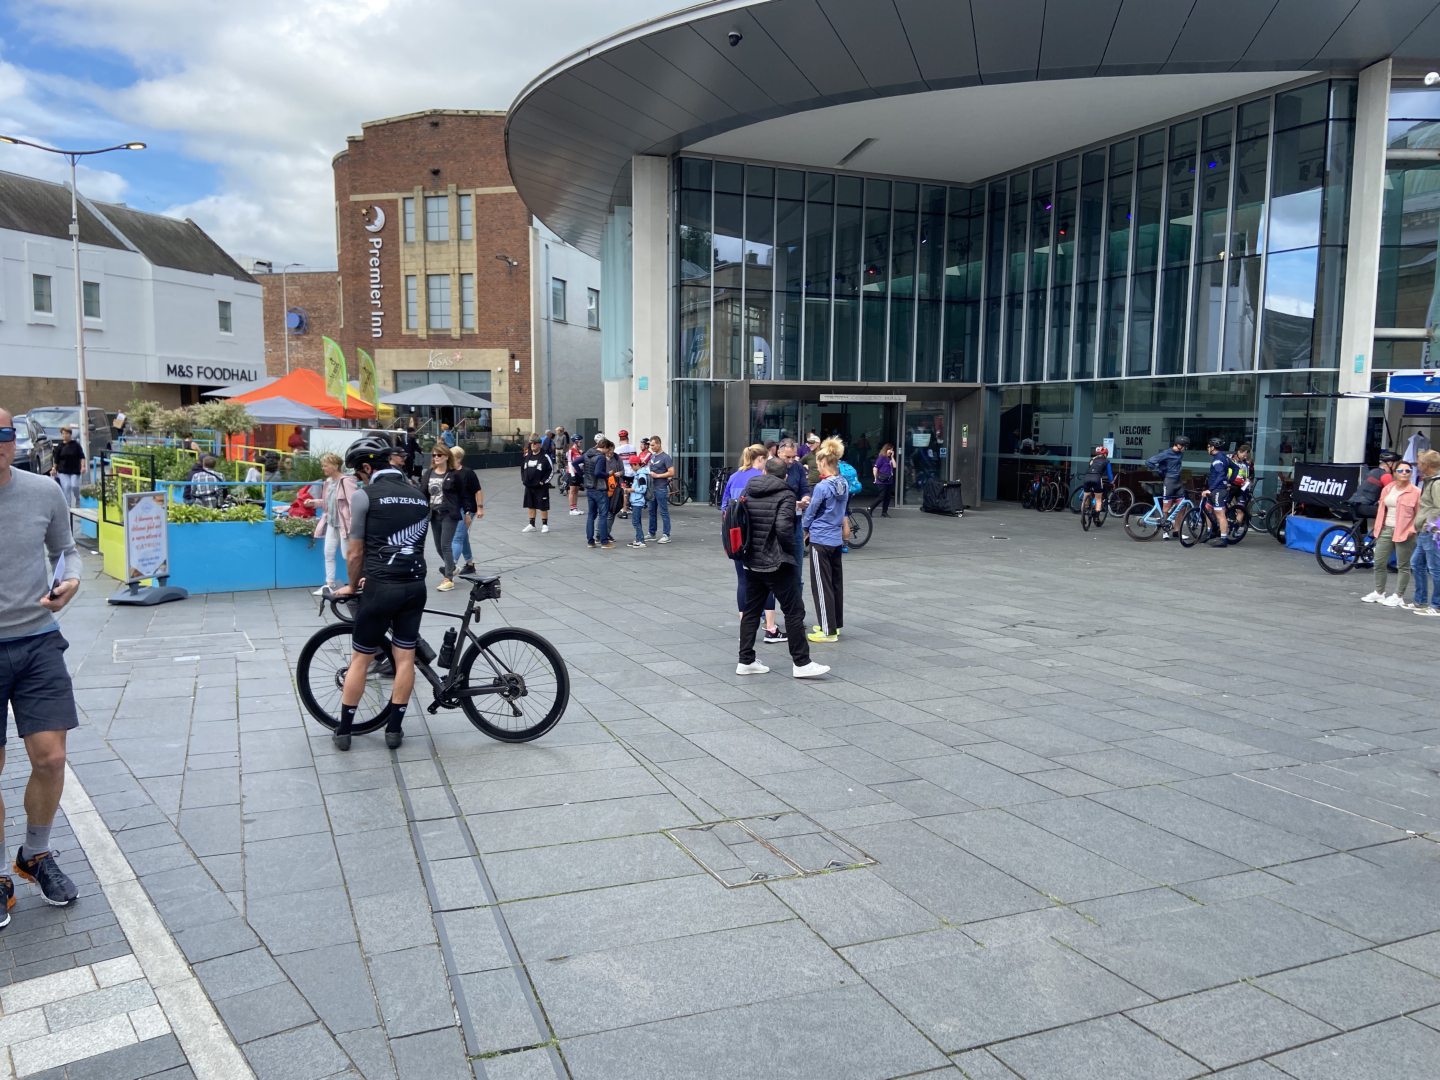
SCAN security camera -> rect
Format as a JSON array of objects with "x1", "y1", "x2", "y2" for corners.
[{"x1": 727, "y1": 30, "x2": 742, "y2": 47}]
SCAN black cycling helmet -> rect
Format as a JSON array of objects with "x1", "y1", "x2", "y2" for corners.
[
  {"x1": 1207, "y1": 436, "x2": 1224, "y2": 450},
  {"x1": 1378, "y1": 448, "x2": 1402, "y2": 463},
  {"x1": 1174, "y1": 434, "x2": 1191, "y2": 449},
  {"x1": 345, "y1": 434, "x2": 396, "y2": 472}
]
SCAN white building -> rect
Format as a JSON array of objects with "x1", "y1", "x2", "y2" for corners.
[
  {"x1": 0, "y1": 169, "x2": 262, "y2": 414},
  {"x1": 531, "y1": 219, "x2": 605, "y2": 440}
]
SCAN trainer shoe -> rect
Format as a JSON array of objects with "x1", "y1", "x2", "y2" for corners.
[
  {"x1": 1397, "y1": 598, "x2": 1417, "y2": 610},
  {"x1": 0, "y1": 874, "x2": 13, "y2": 928},
  {"x1": 601, "y1": 541, "x2": 616, "y2": 550},
  {"x1": 522, "y1": 524, "x2": 535, "y2": 533},
  {"x1": 1382, "y1": 594, "x2": 1404, "y2": 608},
  {"x1": 437, "y1": 579, "x2": 455, "y2": 592},
  {"x1": 1209, "y1": 536, "x2": 1229, "y2": 548},
  {"x1": 462, "y1": 562, "x2": 476, "y2": 574},
  {"x1": 806, "y1": 629, "x2": 839, "y2": 643},
  {"x1": 657, "y1": 534, "x2": 671, "y2": 544},
  {"x1": 792, "y1": 661, "x2": 830, "y2": 679},
  {"x1": 764, "y1": 627, "x2": 786, "y2": 645},
  {"x1": 569, "y1": 508, "x2": 583, "y2": 515},
  {"x1": 541, "y1": 524, "x2": 549, "y2": 534},
  {"x1": 312, "y1": 585, "x2": 332, "y2": 597},
  {"x1": 1361, "y1": 591, "x2": 1384, "y2": 603},
  {"x1": 13, "y1": 849, "x2": 78, "y2": 907},
  {"x1": 628, "y1": 541, "x2": 647, "y2": 549},
  {"x1": 1415, "y1": 606, "x2": 1440, "y2": 617},
  {"x1": 735, "y1": 661, "x2": 769, "y2": 675}
]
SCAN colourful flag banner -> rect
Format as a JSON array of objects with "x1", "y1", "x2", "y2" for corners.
[
  {"x1": 322, "y1": 337, "x2": 348, "y2": 403},
  {"x1": 357, "y1": 347, "x2": 378, "y2": 406}
]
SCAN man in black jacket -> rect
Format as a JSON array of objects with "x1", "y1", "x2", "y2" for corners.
[{"x1": 738, "y1": 458, "x2": 829, "y2": 679}]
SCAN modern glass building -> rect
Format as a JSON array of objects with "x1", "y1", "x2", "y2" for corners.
[{"x1": 508, "y1": 2, "x2": 1440, "y2": 503}]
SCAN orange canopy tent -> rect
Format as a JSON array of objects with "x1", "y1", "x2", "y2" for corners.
[{"x1": 229, "y1": 368, "x2": 376, "y2": 421}]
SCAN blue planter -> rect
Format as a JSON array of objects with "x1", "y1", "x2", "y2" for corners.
[
  {"x1": 274, "y1": 532, "x2": 347, "y2": 590},
  {"x1": 164, "y1": 522, "x2": 274, "y2": 593},
  {"x1": 76, "y1": 495, "x2": 99, "y2": 540}
]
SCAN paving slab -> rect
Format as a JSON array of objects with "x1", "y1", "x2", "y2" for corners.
[
  {"x1": 1126, "y1": 982, "x2": 1339, "y2": 1069},
  {"x1": 989, "y1": 1015, "x2": 1206, "y2": 1080},
  {"x1": 1265, "y1": 1017, "x2": 1440, "y2": 1079}
]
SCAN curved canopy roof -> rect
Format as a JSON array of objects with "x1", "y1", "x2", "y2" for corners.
[{"x1": 508, "y1": 0, "x2": 1440, "y2": 256}]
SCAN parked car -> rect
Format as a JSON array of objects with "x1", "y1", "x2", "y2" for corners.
[
  {"x1": 26, "y1": 406, "x2": 113, "y2": 455},
  {"x1": 12, "y1": 414, "x2": 53, "y2": 474}
]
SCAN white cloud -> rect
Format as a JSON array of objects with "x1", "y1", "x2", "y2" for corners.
[{"x1": 4, "y1": 0, "x2": 680, "y2": 264}]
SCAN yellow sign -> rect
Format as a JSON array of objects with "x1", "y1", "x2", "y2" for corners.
[
  {"x1": 322, "y1": 337, "x2": 347, "y2": 403},
  {"x1": 357, "y1": 347, "x2": 378, "y2": 406}
]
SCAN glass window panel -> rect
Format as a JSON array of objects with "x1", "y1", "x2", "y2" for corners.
[
  {"x1": 460, "y1": 273, "x2": 475, "y2": 330},
  {"x1": 865, "y1": 178, "x2": 891, "y2": 210},
  {"x1": 1005, "y1": 294, "x2": 1024, "y2": 382},
  {"x1": 1082, "y1": 150, "x2": 1106, "y2": 185},
  {"x1": 833, "y1": 204, "x2": 861, "y2": 381},
  {"x1": 1007, "y1": 174, "x2": 1029, "y2": 291},
  {"x1": 917, "y1": 300, "x2": 940, "y2": 382},
  {"x1": 1099, "y1": 276, "x2": 1125, "y2": 379},
  {"x1": 1198, "y1": 134, "x2": 1232, "y2": 262},
  {"x1": 1323, "y1": 120, "x2": 1355, "y2": 248},
  {"x1": 777, "y1": 168, "x2": 804, "y2": 200},
  {"x1": 1314, "y1": 246, "x2": 1345, "y2": 369},
  {"x1": 424, "y1": 195, "x2": 448, "y2": 242},
  {"x1": 550, "y1": 277, "x2": 566, "y2": 321},
  {"x1": 890, "y1": 297, "x2": 915, "y2": 381},
  {"x1": 1190, "y1": 261, "x2": 1224, "y2": 373},
  {"x1": 405, "y1": 275, "x2": 417, "y2": 329},
  {"x1": 1269, "y1": 123, "x2": 1326, "y2": 252},
  {"x1": 1223, "y1": 255, "x2": 1262, "y2": 372},
  {"x1": 1110, "y1": 139, "x2": 1135, "y2": 175},
  {"x1": 1275, "y1": 83, "x2": 1328, "y2": 131},
  {"x1": 1167, "y1": 120, "x2": 1198, "y2": 268},
  {"x1": 943, "y1": 301, "x2": 979, "y2": 381},
  {"x1": 893, "y1": 181, "x2": 918, "y2": 212},
  {"x1": 1026, "y1": 290, "x2": 1047, "y2": 382},
  {"x1": 1260, "y1": 247, "x2": 1319, "y2": 369},
  {"x1": 1139, "y1": 130, "x2": 1166, "y2": 168},
  {"x1": 1058, "y1": 156, "x2": 1079, "y2": 189},
  {"x1": 1077, "y1": 178, "x2": 1105, "y2": 281},
  {"x1": 803, "y1": 192, "x2": 834, "y2": 381},
  {"x1": 713, "y1": 192, "x2": 744, "y2": 379},
  {"x1": 836, "y1": 175, "x2": 863, "y2": 206},
  {"x1": 1128, "y1": 272, "x2": 1155, "y2": 376},
  {"x1": 777, "y1": 198, "x2": 804, "y2": 293},
  {"x1": 862, "y1": 294, "x2": 887, "y2": 380},
  {"x1": 458, "y1": 195, "x2": 473, "y2": 240},
  {"x1": 1073, "y1": 280, "x2": 1098, "y2": 379},
  {"x1": 1055, "y1": 186, "x2": 1077, "y2": 286},
  {"x1": 986, "y1": 182, "x2": 1007, "y2": 299},
  {"x1": 891, "y1": 207, "x2": 917, "y2": 300},
  {"x1": 1331, "y1": 80, "x2": 1357, "y2": 119},
  {"x1": 983, "y1": 297, "x2": 1002, "y2": 383},
  {"x1": 587, "y1": 287, "x2": 600, "y2": 330},
  {"x1": 714, "y1": 161, "x2": 743, "y2": 194},
  {"x1": 743, "y1": 191, "x2": 775, "y2": 380},
  {"x1": 427, "y1": 274, "x2": 451, "y2": 330},
  {"x1": 918, "y1": 192, "x2": 946, "y2": 303},
  {"x1": 678, "y1": 189, "x2": 713, "y2": 282},
  {"x1": 82, "y1": 280, "x2": 101, "y2": 318},
  {"x1": 807, "y1": 171, "x2": 833, "y2": 201},
  {"x1": 1134, "y1": 165, "x2": 1163, "y2": 272},
  {"x1": 458, "y1": 370, "x2": 492, "y2": 395},
  {"x1": 1378, "y1": 161, "x2": 1440, "y2": 328},
  {"x1": 1106, "y1": 173, "x2": 1132, "y2": 274},
  {"x1": 217, "y1": 299, "x2": 232, "y2": 333},
  {"x1": 745, "y1": 165, "x2": 774, "y2": 197},
  {"x1": 1156, "y1": 266, "x2": 1188, "y2": 375},
  {"x1": 1239, "y1": 98, "x2": 1271, "y2": 140},
  {"x1": 680, "y1": 158, "x2": 712, "y2": 190},
  {"x1": 1231, "y1": 135, "x2": 1269, "y2": 257},
  {"x1": 1048, "y1": 284, "x2": 1071, "y2": 380},
  {"x1": 1030, "y1": 167, "x2": 1053, "y2": 291},
  {"x1": 402, "y1": 197, "x2": 415, "y2": 242}
]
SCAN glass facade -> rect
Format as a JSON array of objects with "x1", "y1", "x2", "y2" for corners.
[{"x1": 665, "y1": 77, "x2": 1395, "y2": 499}]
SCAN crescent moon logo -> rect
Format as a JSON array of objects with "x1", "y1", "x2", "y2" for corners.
[{"x1": 363, "y1": 205, "x2": 386, "y2": 232}]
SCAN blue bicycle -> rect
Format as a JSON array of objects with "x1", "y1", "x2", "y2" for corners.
[{"x1": 1123, "y1": 485, "x2": 1204, "y2": 547}]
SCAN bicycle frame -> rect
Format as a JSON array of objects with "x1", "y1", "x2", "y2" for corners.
[{"x1": 1138, "y1": 493, "x2": 1194, "y2": 527}]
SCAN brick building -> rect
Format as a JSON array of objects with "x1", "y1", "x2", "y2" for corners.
[{"x1": 253, "y1": 269, "x2": 340, "y2": 377}]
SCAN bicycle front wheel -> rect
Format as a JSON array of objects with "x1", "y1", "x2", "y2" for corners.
[
  {"x1": 1315, "y1": 525, "x2": 1360, "y2": 574},
  {"x1": 1179, "y1": 509, "x2": 1207, "y2": 548},
  {"x1": 457, "y1": 628, "x2": 570, "y2": 742},
  {"x1": 1124, "y1": 507, "x2": 1159, "y2": 541},
  {"x1": 668, "y1": 480, "x2": 688, "y2": 507},
  {"x1": 1227, "y1": 507, "x2": 1249, "y2": 544},
  {"x1": 847, "y1": 509, "x2": 872, "y2": 549},
  {"x1": 295, "y1": 623, "x2": 394, "y2": 734},
  {"x1": 1107, "y1": 488, "x2": 1134, "y2": 517},
  {"x1": 1068, "y1": 484, "x2": 1085, "y2": 514}
]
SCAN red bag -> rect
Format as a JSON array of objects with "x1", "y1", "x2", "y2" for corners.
[{"x1": 288, "y1": 484, "x2": 317, "y2": 519}]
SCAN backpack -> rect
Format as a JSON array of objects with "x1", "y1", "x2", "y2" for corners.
[
  {"x1": 838, "y1": 460, "x2": 862, "y2": 495},
  {"x1": 630, "y1": 468, "x2": 650, "y2": 507},
  {"x1": 721, "y1": 495, "x2": 751, "y2": 558}
]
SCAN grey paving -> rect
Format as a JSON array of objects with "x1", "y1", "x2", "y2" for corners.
[{"x1": 39, "y1": 473, "x2": 1440, "y2": 1078}]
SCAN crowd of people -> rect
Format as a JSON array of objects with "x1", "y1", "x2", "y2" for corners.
[{"x1": 1358, "y1": 448, "x2": 1440, "y2": 614}]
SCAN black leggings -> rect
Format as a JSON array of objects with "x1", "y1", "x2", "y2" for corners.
[
  {"x1": 431, "y1": 512, "x2": 458, "y2": 579},
  {"x1": 876, "y1": 481, "x2": 894, "y2": 515}
]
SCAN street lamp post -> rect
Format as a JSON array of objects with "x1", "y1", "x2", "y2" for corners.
[
  {"x1": 0, "y1": 135, "x2": 146, "y2": 459},
  {"x1": 279, "y1": 263, "x2": 303, "y2": 373}
]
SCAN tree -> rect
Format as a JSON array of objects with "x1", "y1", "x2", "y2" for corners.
[
  {"x1": 191, "y1": 401, "x2": 256, "y2": 438},
  {"x1": 125, "y1": 398, "x2": 164, "y2": 437}
]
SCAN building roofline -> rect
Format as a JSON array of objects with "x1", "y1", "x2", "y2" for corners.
[{"x1": 334, "y1": 109, "x2": 508, "y2": 166}]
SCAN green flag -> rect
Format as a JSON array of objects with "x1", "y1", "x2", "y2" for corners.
[
  {"x1": 357, "y1": 347, "x2": 378, "y2": 406},
  {"x1": 322, "y1": 337, "x2": 347, "y2": 404}
]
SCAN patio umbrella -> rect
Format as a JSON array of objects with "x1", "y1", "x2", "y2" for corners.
[
  {"x1": 206, "y1": 377, "x2": 278, "y2": 398},
  {"x1": 240, "y1": 396, "x2": 343, "y2": 425},
  {"x1": 380, "y1": 384, "x2": 497, "y2": 409}
]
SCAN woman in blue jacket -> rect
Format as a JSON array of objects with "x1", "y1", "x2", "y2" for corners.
[{"x1": 802, "y1": 438, "x2": 849, "y2": 643}]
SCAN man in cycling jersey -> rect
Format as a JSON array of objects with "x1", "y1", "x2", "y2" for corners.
[
  {"x1": 1081, "y1": 445, "x2": 1113, "y2": 518},
  {"x1": 1229, "y1": 443, "x2": 1254, "y2": 524},
  {"x1": 1205, "y1": 437, "x2": 1233, "y2": 547},
  {"x1": 1145, "y1": 435, "x2": 1190, "y2": 538},
  {"x1": 330, "y1": 435, "x2": 430, "y2": 751}
]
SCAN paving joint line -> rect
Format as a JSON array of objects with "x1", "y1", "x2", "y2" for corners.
[{"x1": 57, "y1": 762, "x2": 256, "y2": 1080}]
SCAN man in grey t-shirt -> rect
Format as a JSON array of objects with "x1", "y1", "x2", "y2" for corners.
[
  {"x1": 0, "y1": 406, "x2": 83, "y2": 922},
  {"x1": 646, "y1": 436, "x2": 673, "y2": 543}
]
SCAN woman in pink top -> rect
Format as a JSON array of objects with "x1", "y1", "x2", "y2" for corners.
[
  {"x1": 310, "y1": 453, "x2": 358, "y2": 595},
  {"x1": 1363, "y1": 461, "x2": 1421, "y2": 608}
]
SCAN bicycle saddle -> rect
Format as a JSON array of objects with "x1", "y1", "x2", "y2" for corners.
[{"x1": 459, "y1": 573, "x2": 502, "y2": 600}]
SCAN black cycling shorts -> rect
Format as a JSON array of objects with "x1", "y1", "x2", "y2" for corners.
[
  {"x1": 1082, "y1": 479, "x2": 1106, "y2": 494},
  {"x1": 1163, "y1": 478, "x2": 1184, "y2": 500},
  {"x1": 1209, "y1": 486, "x2": 1231, "y2": 509},
  {"x1": 353, "y1": 580, "x2": 427, "y2": 654}
]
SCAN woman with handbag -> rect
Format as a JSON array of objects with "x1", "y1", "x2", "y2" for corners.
[{"x1": 308, "y1": 453, "x2": 357, "y2": 595}]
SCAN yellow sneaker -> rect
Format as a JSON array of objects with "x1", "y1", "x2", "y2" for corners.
[
  {"x1": 437, "y1": 579, "x2": 455, "y2": 591},
  {"x1": 805, "y1": 630, "x2": 838, "y2": 643}
]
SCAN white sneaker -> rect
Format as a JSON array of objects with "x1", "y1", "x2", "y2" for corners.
[
  {"x1": 1361, "y1": 591, "x2": 1384, "y2": 603},
  {"x1": 657, "y1": 534, "x2": 671, "y2": 544},
  {"x1": 1397, "y1": 599, "x2": 1417, "y2": 610},
  {"x1": 541, "y1": 524, "x2": 549, "y2": 534},
  {"x1": 522, "y1": 524, "x2": 535, "y2": 533},
  {"x1": 735, "y1": 661, "x2": 769, "y2": 675},
  {"x1": 569, "y1": 508, "x2": 582, "y2": 516},
  {"x1": 1415, "y1": 606, "x2": 1440, "y2": 617},
  {"x1": 312, "y1": 585, "x2": 331, "y2": 597},
  {"x1": 792, "y1": 661, "x2": 830, "y2": 679},
  {"x1": 1382, "y1": 593, "x2": 1404, "y2": 608}
]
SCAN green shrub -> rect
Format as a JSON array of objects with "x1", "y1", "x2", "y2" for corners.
[
  {"x1": 167, "y1": 503, "x2": 266, "y2": 524},
  {"x1": 274, "y1": 516, "x2": 318, "y2": 538},
  {"x1": 288, "y1": 455, "x2": 325, "y2": 483}
]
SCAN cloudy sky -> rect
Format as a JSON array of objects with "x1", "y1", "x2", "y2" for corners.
[{"x1": 0, "y1": 0, "x2": 678, "y2": 266}]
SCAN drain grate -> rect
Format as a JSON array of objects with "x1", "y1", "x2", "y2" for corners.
[
  {"x1": 664, "y1": 812, "x2": 876, "y2": 888},
  {"x1": 113, "y1": 632, "x2": 255, "y2": 663}
]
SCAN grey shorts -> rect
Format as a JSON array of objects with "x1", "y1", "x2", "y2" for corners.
[{"x1": 1, "y1": 630, "x2": 80, "y2": 746}]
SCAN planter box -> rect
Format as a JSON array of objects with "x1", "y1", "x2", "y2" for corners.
[
  {"x1": 274, "y1": 532, "x2": 346, "y2": 590},
  {"x1": 164, "y1": 522, "x2": 274, "y2": 593}
]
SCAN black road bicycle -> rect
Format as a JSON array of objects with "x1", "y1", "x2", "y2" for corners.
[{"x1": 296, "y1": 573, "x2": 569, "y2": 743}]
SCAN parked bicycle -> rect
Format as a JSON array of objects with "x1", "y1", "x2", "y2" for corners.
[
  {"x1": 1124, "y1": 486, "x2": 1206, "y2": 547},
  {"x1": 296, "y1": 572, "x2": 569, "y2": 743},
  {"x1": 846, "y1": 506, "x2": 873, "y2": 549},
  {"x1": 1022, "y1": 465, "x2": 1069, "y2": 512},
  {"x1": 667, "y1": 476, "x2": 689, "y2": 506},
  {"x1": 1071, "y1": 480, "x2": 1135, "y2": 520},
  {"x1": 1315, "y1": 516, "x2": 1376, "y2": 575}
]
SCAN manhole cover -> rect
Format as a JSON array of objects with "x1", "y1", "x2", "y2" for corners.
[
  {"x1": 664, "y1": 812, "x2": 876, "y2": 888},
  {"x1": 113, "y1": 632, "x2": 255, "y2": 663}
]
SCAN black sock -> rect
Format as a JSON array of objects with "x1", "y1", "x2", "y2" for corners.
[
  {"x1": 384, "y1": 702, "x2": 408, "y2": 732},
  {"x1": 337, "y1": 704, "x2": 357, "y2": 736}
]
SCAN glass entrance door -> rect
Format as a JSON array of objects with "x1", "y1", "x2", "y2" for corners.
[
  {"x1": 902, "y1": 401, "x2": 951, "y2": 503},
  {"x1": 808, "y1": 403, "x2": 898, "y2": 500}
]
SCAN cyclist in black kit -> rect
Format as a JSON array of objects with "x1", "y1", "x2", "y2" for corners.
[{"x1": 330, "y1": 435, "x2": 431, "y2": 750}]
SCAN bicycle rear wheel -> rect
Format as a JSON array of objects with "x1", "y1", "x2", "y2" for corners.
[
  {"x1": 457, "y1": 628, "x2": 570, "y2": 742},
  {"x1": 1179, "y1": 509, "x2": 1207, "y2": 547},
  {"x1": 1107, "y1": 487, "x2": 1134, "y2": 517},
  {"x1": 1038, "y1": 483, "x2": 1059, "y2": 512},
  {"x1": 846, "y1": 508, "x2": 872, "y2": 549},
  {"x1": 668, "y1": 479, "x2": 688, "y2": 506},
  {"x1": 295, "y1": 623, "x2": 394, "y2": 734},
  {"x1": 1081, "y1": 506, "x2": 1092, "y2": 532},
  {"x1": 1227, "y1": 507, "x2": 1249, "y2": 544},
  {"x1": 1315, "y1": 525, "x2": 1360, "y2": 574},
  {"x1": 1124, "y1": 506, "x2": 1159, "y2": 541},
  {"x1": 1068, "y1": 484, "x2": 1085, "y2": 513}
]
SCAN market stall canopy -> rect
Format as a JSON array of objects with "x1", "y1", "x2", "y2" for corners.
[
  {"x1": 240, "y1": 396, "x2": 345, "y2": 425},
  {"x1": 206, "y1": 377, "x2": 277, "y2": 398},
  {"x1": 380, "y1": 384, "x2": 497, "y2": 409},
  {"x1": 229, "y1": 368, "x2": 376, "y2": 420}
]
